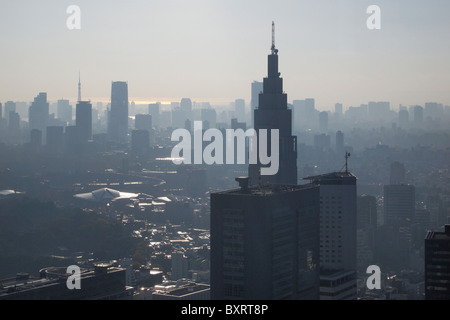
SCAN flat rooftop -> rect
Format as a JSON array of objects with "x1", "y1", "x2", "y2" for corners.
[{"x1": 213, "y1": 182, "x2": 317, "y2": 196}]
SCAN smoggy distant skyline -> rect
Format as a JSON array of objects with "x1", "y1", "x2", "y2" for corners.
[{"x1": 1, "y1": 0, "x2": 450, "y2": 110}]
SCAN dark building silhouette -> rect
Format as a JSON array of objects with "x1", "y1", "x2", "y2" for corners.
[
  {"x1": 135, "y1": 114, "x2": 152, "y2": 132},
  {"x1": 425, "y1": 225, "x2": 450, "y2": 300},
  {"x1": 131, "y1": 129, "x2": 150, "y2": 155},
  {"x1": 248, "y1": 22, "x2": 297, "y2": 185},
  {"x1": 29, "y1": 93, "x2": 49, "y2": 139},
  {"x1": 250, "y1": 81, "x2": 263, "y2": 126},
  {"x1": 76, "y1": 101, "x2": 92, "y2": 143},
  {"x1": 108, "y1": 81, "x2": 129, "y2": 143},
  {"x1": 211, "y1": 178, "x2": 320, "y2": 300},
  {"x1": 335, "y1": 130, "x2": 344, "y2": 155},
  {"x1": 46, "y1": 126, "x2": 64, "y2": 155},
  {"x1": 390, "y1": 161, "x2": 406, "y2": 185}
]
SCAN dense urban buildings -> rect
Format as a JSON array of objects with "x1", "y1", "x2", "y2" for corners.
[{"x1": 0, "y1": 17, "x2": 449, "y2": 303}]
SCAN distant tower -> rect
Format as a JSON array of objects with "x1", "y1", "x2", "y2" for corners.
[
  {"x1": 108, "y1": 81, "x2": 129, "y2": 143},
  {"x1": 248, "y1": 21, "x2": 297, "y2": 185},
  {"x1": 78, "y1": 71, "x2": 82, "y2": 102}
]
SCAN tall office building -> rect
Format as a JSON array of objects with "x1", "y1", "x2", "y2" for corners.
[
  {"x1": 384, "y1": 184, "x2": 415, "y2": 228},
  {"x1": 235, "y1": 99, "x2": 245, "y2": 122},
  {"x1": 335, "y1": 131, "x2": 344, "y2": 155},
  {"x1": 46, "y1": 126, "x2": 64, "y2": 155},
  {"x1": 304, "y1": 171, "x2": 357, "y2": 300},
  {"x1": 29, "y1": 93, "x2": 49, "y2": 138},
  {"x1": 398, "y1": 109, "x2": 409, "y2": 128},
  {"x1": 334, "y1": 103, "x2": 343, "y2": 115},
  {"x1": 180, "y1": 98, "x2": 193, "y2": 122},
  {"x1": 248, "y1": 22, "x2": 297, "y2": 186},
  {"x1": 250, "y1": 81, "x2": 263, "y2": 126},
  {"x1": 425, "y1": 225, "x2": 450, "y2": 300},
  {"x1": 211, "y1": 178, "x2": 320, "y2": 300},
  {"x1": 4, "y1": 101, "x2": 16, "y2": 125},
  {"x1": 413, "y1": 105, "x2": 424, "y2": 127},
  {"x1": 135, "y1": 114, "x2": 152, "y2": 132},
  {"x1": 390, "y1": 161, "x2": 406, "y2": 185},
  {"x1": 108, "y1": 81, "x2": 129, "y2": 142},
  {"x1": 382, "y1": 183, "x2": 415, "y2": 270},
  {"x1": 57, "y1": 99, "x2": 73, "y2": 125},
  {"x1": 75, "y1": 101, "x2": 92, "y2": 143},
  {"x1": 148, "y1": 103, "x2": 160, "y2": 128},
  {"x1": 319, "y1": 111, "x2": 328, "y2": 133}
]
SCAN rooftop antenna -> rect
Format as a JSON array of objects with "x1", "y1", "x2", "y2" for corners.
[
  {"x1": 345, "y1": 151, "x2": 351, "y2": 173},
  {"x1": 271, "y1": 21, "x2": 278, "y2": 55},
  {"x1": 78, "y1": 71, "x2": 81, "y2": 102}
]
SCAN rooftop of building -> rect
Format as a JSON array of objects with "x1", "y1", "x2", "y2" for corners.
[
  {"x1": 303, "y1": 171, "x2": 357, "y2": 185},
  {"x1": 153, "y1": 280, "x2": 210, "y2": 298},
  {"x1": 213, "y1": 177, "x2": 317, "y2": 196},
  {"x1": 426, "y1": 225, "x2": 450, "y2": 240}
]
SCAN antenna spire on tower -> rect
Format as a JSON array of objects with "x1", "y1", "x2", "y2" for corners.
[
  {"x1": 271, "y1": 21, "x2": 278, "y2": 55},
  {"x1": 78, "y1": 71, "x2": 82, "y2": 102}
]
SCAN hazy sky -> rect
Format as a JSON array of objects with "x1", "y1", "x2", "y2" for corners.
[{"x1": 1, "y1": 0, "x2": 450, "y2": 110}]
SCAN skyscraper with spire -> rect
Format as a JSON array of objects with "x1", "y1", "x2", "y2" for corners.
[{"x1": 248, "y1": 22, "x2": 297, "y2": 185}]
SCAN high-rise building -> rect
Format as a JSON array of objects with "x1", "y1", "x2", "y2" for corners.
[
  {"x1": 108, "y1": 81, "x2": 128, "y2": 142},
  {"x1": 4, "y1": 101, "x2": 16, "y2": 125},
  {"x1": 384, "y1": 184, "x2": 415, "y2": 228},
  {"x1": 248, "y1": 22, "x2": 297, "y2": 185},
  {"x1": 390, "y1": 161, "x2": 406, "y2": 185},
  {"x1": 234, "y1": 99, "x2": 245, "y2": 122},
  {"x1": 180, "y1": 98, "x2": 193, "y2": 122},
  {"x1": 75, "y1": 101, "x2": 92, "y2": 143},
  {"x1": 319, "y1": 111, "x2": 328, "y2": 133},
  {"x1": 46, "y1": 126, "x2": 64, "y2": 155},
  {"x1": 131, "y1": 129, "x2": 150, "y2": 155},
  {"x1": 0, "y1": 102, "x2": 2, "y2": 119},
  {"x1": 29, "y1": 93, "x2": 49, "y2": 138},
  {"x1": 335, "y1": 103, "x2": 343, "y2": 115},
  {"x1": 303, "y1": 171, "x2": 357, "y2": 300},
  {"x1": 148, "y1": 103, "x2": 160, "y2": 128},
  {"x1": 335, "y1": 130, "x2": 344, "y2": 155},
  {"x1": 413, "y1": 105, "x2": 424, "y2": 127},
  {"x1": 135, "y1": 114, "x2": 152, "y2": 132},
  {"x1": 398, "y1": 109, "x2": 409, "y2": 128},
  {"x1": 250, "y1": 81, "x2": 263, "y2": 126},
  {"x1": 383, "y1": 183, "x2": 415, "y2": 269},
  {"x1": 425, "y1": 225, "x2": 450, "y2": 300},
  {"x1": 201, "y1": 108, "x2": 216, "y2": 130},
  {"x1": 211, "y1": 178, "x2": 320, "y2": 300},
  {"x1": 57, "y1": 99, "x2": 72, "y2": 125}
]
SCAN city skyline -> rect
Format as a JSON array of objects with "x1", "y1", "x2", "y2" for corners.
[{"x1": 1, "y1": 1, "x2": 450, "y2": 109}]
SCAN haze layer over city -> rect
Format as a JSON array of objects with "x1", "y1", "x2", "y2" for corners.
[{"x1": 0, "y1": 1, "x2": 449, "y2": 302}]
